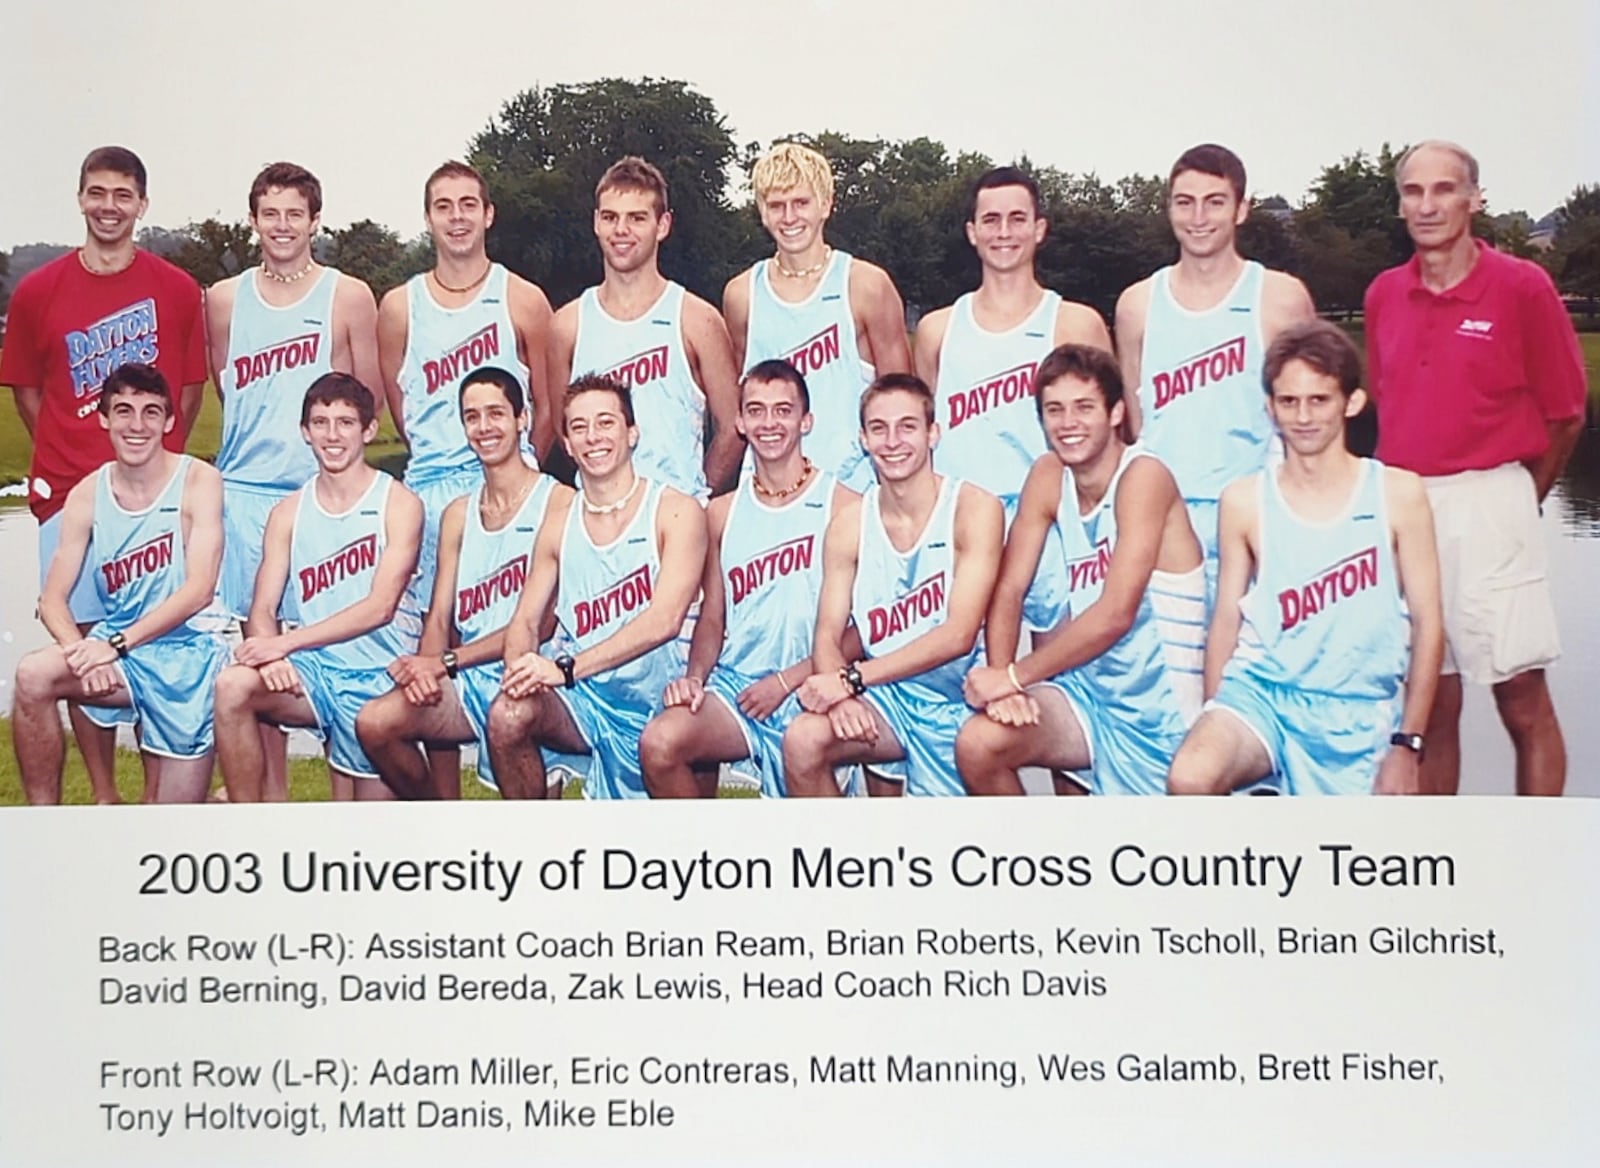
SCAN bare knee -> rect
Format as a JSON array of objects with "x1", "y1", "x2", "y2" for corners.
[
  {"x1": 638, "y1": 716, "x2": 683, "y2": 777},
  {"x1": 1167, "y1": 741, "x2": 1226, "y2": 796},
  {"x1": 487, "y1": 693, "x2": 544, "y2": 750},
  {"x1": 215, "y1": 665, "x2": 262, "y2": 715},
  {"x1": 14, "y1": 649, "x2": 68, "y2": 703},
  {"x1": 355, "y1": 692, "x2": 407, "y2": 751},
  {"x1": 782, "y1": 713, "x2": 835, "y2": 774}
]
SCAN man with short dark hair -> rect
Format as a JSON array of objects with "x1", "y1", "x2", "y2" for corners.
[
  {"x1": 377, "y1": 159, "x2": 555, "y2": 600},
  {"x1": 12, "y1": 364, "x2": 226, "y2": 805},
  {"x1": 639, "y1": 359, "x2": 855, "y2": 797},
  {"x1": 782, "y1": 373, "x2": 1003, "y2": 797},
  {"x1": 1364, "y1": 140, "x2": 1586, "y2": 797},
  {"x1": 550, "y1": 156, "x2": 743, "y2": 500},
  {"x1": 1168, "y1": 321, "x2": 1442, "y2": 796},
  {"x1": 1116, "y1": 143, "x2": 1317, "y2": 606},
  {"x1": 957, "y1": 344, "x2": 1203, "y2": 796},
  {"x1": 486, "y1": 374, "x2": 706, "y2": 799},
  {"x1": 213, "y1": 373, "x2": 424, "y2": 802},
  {"x1": 356, "y1": 366, "x2": 571, "y2": 798},
  {"x1": 1, "y1": 145, "x2": 208, "y2": 804}
]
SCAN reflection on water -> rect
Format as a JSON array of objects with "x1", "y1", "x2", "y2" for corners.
[{"x1": 3, "y1": 429, "x2": 1599, "y2": 795}]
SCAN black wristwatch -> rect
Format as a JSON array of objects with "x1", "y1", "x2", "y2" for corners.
[
  {"x1": 1389, "y1": 731, "x2": 1426, "y2": 759},
  {"x1": 842, "y1": 662, "x2": 867, "y2": 697},
  {"x1": 440, "y1": 650, "x2": 459, "y2": 679},
  {"x1": 107, "y1": 631, "x2": 129, "y2": 658},
  {"x1": 555, "y1": 654, "x2": 577, "y2": 689}
]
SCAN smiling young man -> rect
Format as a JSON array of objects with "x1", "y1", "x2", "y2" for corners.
[
  {"x1": 1167, "y1": 322, "x2": 1443, "y2": 796},
  {"x1": 11, "y1": 364, "x2": 226, "y2": 805},
  {"x1": 355, "y1": 366, "x2": 571, "y2": 798},
  {"x1": 722, "y1": 142, "x2": 912, "y2": 488},
  {"x1": 639, "y1": 359, "x2": 854, "y2": 797},
  {"x1": 205, "y1": 162, "x2": 381, "y2": 621},
  {"x1": 550, "y1": 156, "x2": 743, "y2": 501},
  {"x1": 213, "y1": 373, "x2": 423, "y2": 802},
  {"x1": 781, "y1": 373, "x2": 1002, "y2": 797},
  {"x1": 378, "y1": 160, "x2": 556, "y2": 597},
  {"x1": 913, "y1": 167, "x2": 1111, "y2": 636},
  {"x1": 956, "y1": 345, "x2": 1203, "y2": 796},
  {"x1": 1115, "y1": 145, "x2": 1317, "y2": 604},
  {"x1": 485, "y1": 374, "x2": 706, "y2": 799},
  {"x1": 1, "y1": 146, "x2": 208, "y2": 803},
  {"x1": 1364, "y1": 140, "x2": 1587, "y2": 796}
]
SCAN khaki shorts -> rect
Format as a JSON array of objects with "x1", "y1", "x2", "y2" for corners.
[{"x1": 1423, "y1": 463, "x2": 1560, "y2": 685}]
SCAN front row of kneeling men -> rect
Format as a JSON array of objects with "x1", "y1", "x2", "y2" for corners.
[{"x1": 14, "y1": 319, "x2": 1441, "y2": 802}]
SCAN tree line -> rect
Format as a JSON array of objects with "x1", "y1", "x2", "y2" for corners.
[{"x1": 2, "y1": 78, "x2": 1596, "y2": 323}]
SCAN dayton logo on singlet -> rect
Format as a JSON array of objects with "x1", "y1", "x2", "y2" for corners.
[
  {"x1": 603, "y1": 346, "x2": 669, "y2": 389},
  {"x1": 233, "y1": 333, "x2": 321, "y2": 390},
  {"x1": 100, "y1": 532, "x2": 173, "y2": 594},
  {"x1": 456, "y1": 554, "x2": 529, "y2": 625},
  {"x1": 299, "y1": 534, "x2": 378, "y2": 602},
  {"x1": 66, "y1": 299, "x2": 159, "y2": 397},
  {"x1": 1151, "y1": 337, "x2": 1246, "y2": 410},
  {"x1": 1066, "y1": 537, "x2": 1113, "y2": 594},
  {"x1": 574, "y1": 564, "x2": 653, "y2": 638},
  {"x1": 948, "y1": 362, "x2": 1037, "y2": 429},
  {"x1": 867, "y1": 571, "x2": 946, "y2": 644},
  {"x1": 424, "y1": 324, "x2": 501, "y2": 394},
  {"x1": 729, "y1": 534, "x2": 814, "y2": 605},
  {"x1": 1278, "y1": 547, "x2": 1379, "y2": 631},
  {"x1": 782, "y1": 324, "x2": 842, "y2": 378}
]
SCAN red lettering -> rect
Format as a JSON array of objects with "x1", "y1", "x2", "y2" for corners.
[
  {"x1": 233, "y1": 334, "x2": 321, "y2": 390},
  {"x1": 603, "y1": 346, "x2": 670, "y2": 390},
  {"x1": 100, "y1": 533, "x2": 175, "y2": 595},
  {"x1": 1277, "y1": 547, "x2": 1380, "y2": 632},
  {"x1": 865, "y1": 571, "x2": 946, "y2": 646},
  {"x1": 455, "y1": 554, "x2": 529, "y2": 626},
  {"x1": 784, "y1": 324, "x2": 842, "y2": 377},
  {"x1": 948, "y1": 362, "x2": 1036, "y2": 429},
  {"x1": 1067, "y1": 539, "x2": 1113, "y2": 594},
  {"x1": 728, "y1": 535, "x2": 815, "y2": 605},
  {"x1": 298, "y1": 534, "x2": 380, "y2": 603},
  {"x1": 573, "y1": 564, "x2": 653, "y2": 639},
  {"x1": 424, "y1": 324, "x2": 501, "y2": 395},
  {"x1": 1151, "y1": 336, "x2": 1247, "y2": 411}
]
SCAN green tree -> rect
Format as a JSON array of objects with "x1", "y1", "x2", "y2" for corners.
[
  {"x1": 0, "y1": 248, "x2": 10, "y2": 316},
  {"x1": 165, "y1": 220, "x2": 259, "y2": 287},
  {"x1": 322, "y1": 220, "x2": 430, "y2": 299},
  {"x1": 469, "y1": 78, "x2": 744, "y2": 307},
  {"x1": 1551, "y1": 184, "x2": 1600, "y2": 299}
]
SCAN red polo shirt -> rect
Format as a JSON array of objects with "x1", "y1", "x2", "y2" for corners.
[{"x1": 1364, "y1": 241, "x2": 1587, "y2": 477}]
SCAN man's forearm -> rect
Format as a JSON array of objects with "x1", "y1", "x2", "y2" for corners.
[{"x1": 1529, "y1": 417, "x2": 1585, "y2": 502}]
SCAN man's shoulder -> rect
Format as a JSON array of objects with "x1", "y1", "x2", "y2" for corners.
[
  {"x1": 1479, "y1": 244, "x2": 1560, "y2": 295},
  {"x1": 134, "y1": 250, "x2": 202, "y2": 293},
  {"x1": 1364, "y1": 260, "x2": 1415, "y2": 306},
  {"x1": 9, "y1": 251, "x2": 79, "y2": 302}
]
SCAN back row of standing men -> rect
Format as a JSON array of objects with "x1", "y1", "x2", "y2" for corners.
[{"x1": 3, "y1": 139, "x2": 1586, "y2": 799}]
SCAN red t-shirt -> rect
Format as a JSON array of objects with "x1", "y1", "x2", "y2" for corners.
[
  {"x1": 0, "y1": 250, "x2": 207, "y2": 521},
  {"x1": 1364, "y1": 241, "x2": 1587, "y2": 477}
]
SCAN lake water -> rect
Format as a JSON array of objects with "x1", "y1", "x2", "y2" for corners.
[{"x1": 3, "y1": 443, "x2": 1598, "y2": 796}]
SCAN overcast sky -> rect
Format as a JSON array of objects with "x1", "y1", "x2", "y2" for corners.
[{"x1": 2, "y1": 0, "x2": 1595, "y2": 250}]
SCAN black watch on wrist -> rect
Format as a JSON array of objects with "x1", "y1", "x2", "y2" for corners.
[
  {"x1": 440, "y1": 650, "x2": 459, "y2": 679},
  {"x1": 842, "y1": 662, "x2": 867, "y2": 697},
  {"x1": 555, "y1": 654, "x2": 577, "y2": 689},
  {"x1": 1389, "y1": 731, "x2": 1426, "y2": 759},
  {"x1": 107, "y1": 632, "x2": 129, "y2": 658}
]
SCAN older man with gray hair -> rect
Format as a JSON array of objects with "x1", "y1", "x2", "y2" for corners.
[{"x1": 1363, "y1": 140, "x2": 1587, "y2": 796}]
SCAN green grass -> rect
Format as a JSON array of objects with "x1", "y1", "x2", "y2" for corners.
[
  {"x1": 0, "y1": 380, "x2": 409, "y2": 493},
  {"x1": 0, "y1": 716, "x2": 503, "y2": 805},
  {"x1": 0, "y1": 716, "x2": 758, "y2": 806},
  {"x1": 1584, "y1": 333, "x2": 1600, "y2": 406}
]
